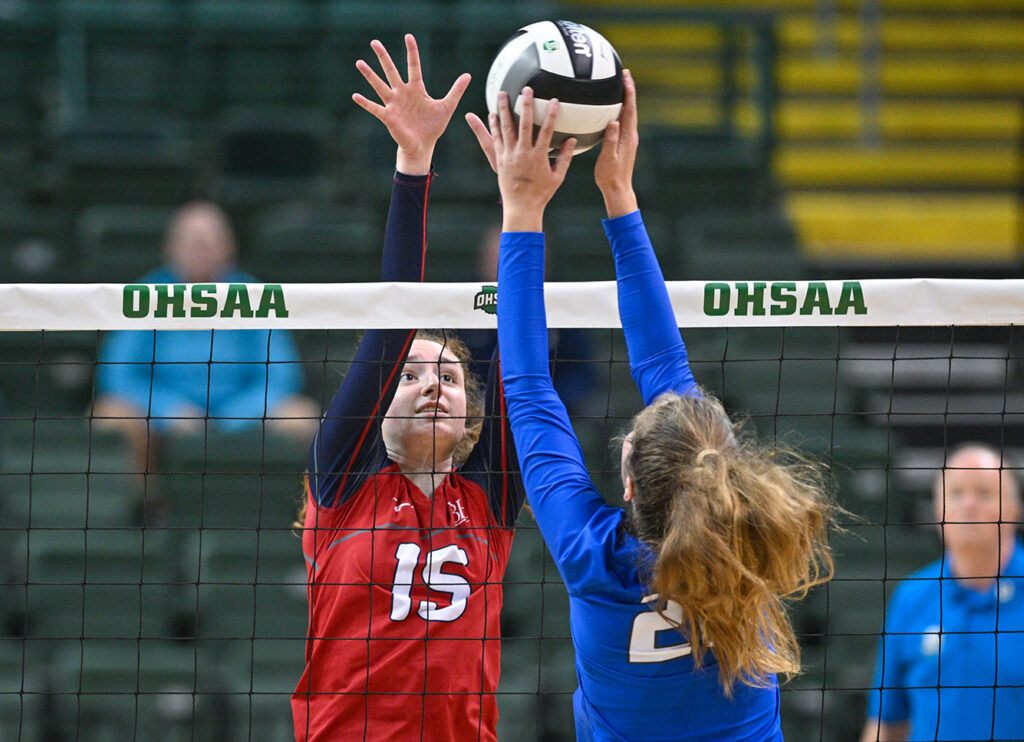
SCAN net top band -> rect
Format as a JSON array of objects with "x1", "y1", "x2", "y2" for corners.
[{"x1": 2, "y1": 279, "x2": 1023, "y2": 330}]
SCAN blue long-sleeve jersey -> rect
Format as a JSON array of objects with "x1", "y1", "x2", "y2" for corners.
[{"x1": 497, "y1": 210, "x2": 782, "y2": 741}]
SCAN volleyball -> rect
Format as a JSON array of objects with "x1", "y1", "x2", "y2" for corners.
[{"x1": 485, "y1": 20, "x2": 624, "y2": 155}]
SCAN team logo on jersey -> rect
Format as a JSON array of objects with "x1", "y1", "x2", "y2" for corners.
[
  {"x1": 999, "y1": 581, "x2": 1015, "y2": 603},
  {"x1": 393, "y1": 497, "x2": 413, "y2": 513},
  {"x1": 920, "y1": 625, "x2": 942, "y2": 656},
  {"x1": 448, "y1": 499, "x2": 469, "y2": 526},
  {"x1": 474, "y1": 285, "x2": 497, "y2": 315}
]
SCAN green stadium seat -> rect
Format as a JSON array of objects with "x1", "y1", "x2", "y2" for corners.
[
  {"x1": 159, "y1": 430, "x2": 307, "y2": 531},
  {"x1": 52, "y1": 0, "x2": 186, "y2": 117},
  {"x1": 249, "y1": 202, "x2": 382, "y2": 284},
  {"x1": 180, "y1": 528, "x2": 304, "y2": 594},
  {"x1": 189, "y1": 577, "x2": 307, "y2": 644},
  {"x1": 222, "y1": 637, "x2": 305, "y2": 742},
  {"x1": 495, "y1": 688, "x2": 543, "y2": 742},
  {"x1": 686, "y1": 210, "x2": 798, "y2": 249},
  {"x1": 14, "y1": 529, "x2": 178, "y2": 652},
  {"x1": 641, "y1": 129, "x2": 773, "y2": 215},
  {"x1": 447, "y1": 0, "x2": 567, "y2": 97},
  {"x1": 321, "y1": 1, "x2": 446, "y2": 109},
  {"x1": 830, "y1": 523, "x2": 938, "y2": 584},
  {"x1": 0, "y1": 6, "x2": 54, "y2": 201},
  {"x1": 295, "y1": 328, "x2": 360, "y2": 408},
  {"x1": 48, "y1": 639, "x2": 228, "y2": 742},
  {"x1": 826, "y1": 424, "x2": 903, "y2": 518},
  {"x1": 1, "y1": 417, "x2": 136, "y2": 530},
  {"x1": 180, "y1": 528, "x2": 303, "y2": 736},
  {"x1": 681, "y1": 246, "x2": 805, "y2": 282},
  {"x1": 186, "y1": 1, "x2": 322, "y2": 118},
  {"x1": 423, "y1": 202, "x2": 499, "y2": 282},
  {"x1": 51, "y1": 112, "x2": 195, "y2": 209},
  {"x1": 545, "y1": 205, "x2": 675, "y2": 281},
  {"x1": 502, "y1": 521, "x2": 547, "y2": 641},
  {"x1": 498, "y1": 635, "x2": 576, "y2": 741},
  {"x1": 0, "y1": 206, "x2": 73, "y2": 283},
  {"x1": 76, "y1": 204, "x2": 174, "y2": 283},
  {"x1": 677, "y1": 210, "x2": 806, "y2": 280},
  {"x1": 206, "y1": 108, "x2": 335, "y2": 212},
  {"x1": 0, "y1": 636, "x2": 42, "y2": 742}
]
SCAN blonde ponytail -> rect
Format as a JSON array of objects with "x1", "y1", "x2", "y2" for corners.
[{"x1": 626, "y1": 393, "x2": 834, "y2": 695}]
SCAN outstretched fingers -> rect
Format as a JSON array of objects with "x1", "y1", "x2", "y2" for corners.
[
  {"x1": 535, "y1": 96, "x2": 560, "y2": 153},
  {"x1": 465, "y1": 112, "x2": 498, "y2": 172},
  {"x1": 619, "y1": 69, "x2": 638, "y2": 142},
  {"x1": 442, "y1": 72, "x2": 472, "y2": 112},
  {"x1": 351, "y1": 91, "x2": 386, "y2": 120},
  {"x1": 602, "y1": 119, "x2": 620, "y2": 154},
  {"x1": 370, "y1": 38, "x2": 404, "y2": 88},
  {"x1": 354, "y1": 57, "x2": 391, "y2": 103},
  {"x1": 552, "y1": 136, "x2": 576, "y2": 180},
  {"x1": 517, "y1": 87, "x2": 535, "y2": 148},
  {"x1": 497, "y1": 90, "x2": 516, "y2": 147},
  {"x1": 403, "y1": 34, "x2": 422, "y2": 83}
]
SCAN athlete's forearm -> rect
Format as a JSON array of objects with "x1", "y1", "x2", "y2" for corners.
[
  {"x1": 309, "y1": 174, "x2": 430, "y2": 502},
  {"x1": 604, "y1": 210, "x2": 697, "y2": 403}
]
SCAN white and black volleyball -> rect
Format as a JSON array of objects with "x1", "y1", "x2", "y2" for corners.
[{"x1": 485, "y1": 20, "x2": 623, "y2": 155}]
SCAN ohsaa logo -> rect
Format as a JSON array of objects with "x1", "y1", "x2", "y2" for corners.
[
  {"x1": 474, "y1": 285, "x2": 497, "y2": 315},
  {"x1": 122, "y1": 283, "x2": 289, "y2": 319},
  {"x1": 703, "y1": 281, "x2": 867, "y2": 317}
]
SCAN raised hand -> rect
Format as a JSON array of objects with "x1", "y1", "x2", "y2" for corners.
[
  {"x1": 353, "y1": 34, "x2": 471, "y2": 175},
  {"x1": 480, "y1": 87, "x2": 575, "y2": 232},
  {"x1": 465, "y1": 109, "x2": 497, "y2": 174},
  {"x1": 594, "y1": 69, "x2": 639, "y2": 218}
]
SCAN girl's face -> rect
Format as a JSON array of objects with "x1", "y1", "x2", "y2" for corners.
[{"x1": 382, "y1": 339, "x2": 468, "y2": 463}]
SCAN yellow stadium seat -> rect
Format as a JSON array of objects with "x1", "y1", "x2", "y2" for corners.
[
  {"x1": 776, "y1": 144, "x2": 1021, "y2": 188},
  {"x1": 788, "y1": 193, "x2": 1020, "y2": 264}
]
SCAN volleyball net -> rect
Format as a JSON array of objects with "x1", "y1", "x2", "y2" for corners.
[{"x1": 2, "y1": 279, "x2": 1023, "y2": 741}]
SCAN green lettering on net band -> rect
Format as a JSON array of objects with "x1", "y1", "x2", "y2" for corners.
[
  {"x1": 122, "y1": 284, "x2": 290, "y2": 320},
  {"x1": 703, "y1": 281, "x2": 867, "y2": 318},
  {"x1": 474, "y1": 285, "x2": 498, "y2": 315}
]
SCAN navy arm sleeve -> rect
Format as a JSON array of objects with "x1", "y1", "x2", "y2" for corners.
[
  {"x1": 458, "y1": 343, "x2": 525, "y2": 528},
  {"x1": 603, "y1": 210, "x2": 698, "y2": 403},
  {"x1": 498, "y1": 232, "x2": 628, "y2": 594},
  {"x1": 307, "y1": 172, "x2": 430, "y2": 508}
]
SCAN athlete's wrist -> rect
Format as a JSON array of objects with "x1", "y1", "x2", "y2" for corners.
[
  {"x1": 602, "y1": 187, "x2": 638, "y2": 220},
  {"x1": 501, "y1": 205, "x2": 544, "y2": 233}
]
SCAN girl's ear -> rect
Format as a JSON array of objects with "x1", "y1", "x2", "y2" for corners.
[{"x1": 623, "y1": 476, "x2": 635, "y2": 503}]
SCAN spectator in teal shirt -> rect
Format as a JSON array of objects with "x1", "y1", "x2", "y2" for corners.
[{"x1": 94, "y1": 201, "x2": 318, "y2": 476}]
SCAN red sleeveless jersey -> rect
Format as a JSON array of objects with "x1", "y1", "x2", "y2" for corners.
[
  {"x1": 292, "y1": 465, "x2": 514, "y2": 741},
  {"x1": 292, "y1": 173, "x2": 524, "y2": 740}
]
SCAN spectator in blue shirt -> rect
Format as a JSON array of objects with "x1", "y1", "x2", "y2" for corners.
[
  {"x1": 863, "y1": 442, "x2": 1024, "y2": 741},
  {"x1": 93, "y1": 201, "x2": 318, "y2": 476}
]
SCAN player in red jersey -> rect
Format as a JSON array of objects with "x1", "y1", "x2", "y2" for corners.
[{"x1": 290, "y1": 35, "x2": 525, "y2": 742}]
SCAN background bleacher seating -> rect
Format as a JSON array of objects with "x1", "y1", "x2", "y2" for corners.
[{"x1": 2, "y1": 0, "x2": 1022, "y2": 739}]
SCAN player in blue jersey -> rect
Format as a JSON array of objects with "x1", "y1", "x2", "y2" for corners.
[{"x1": 466, "y1": 72, "x2": 836, "y2": 740}]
